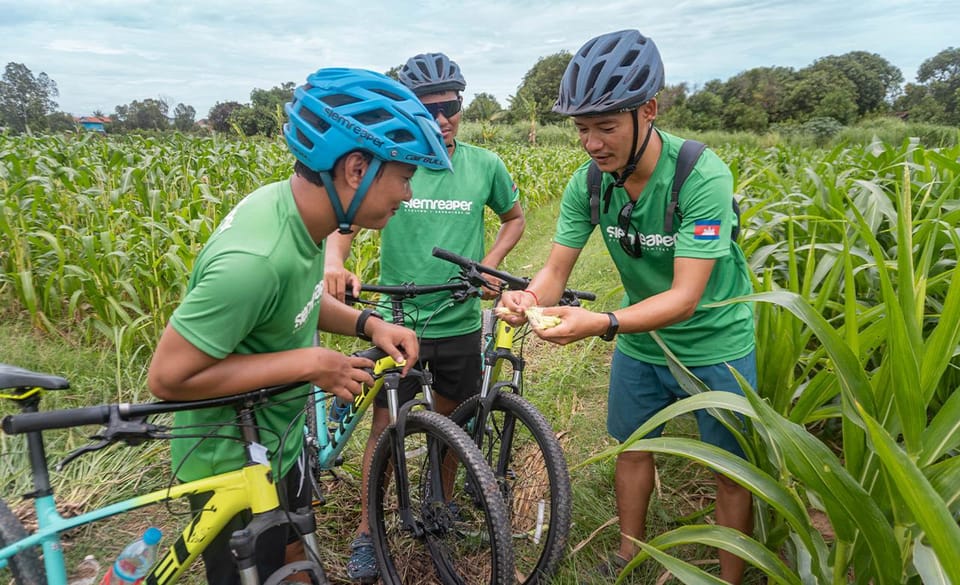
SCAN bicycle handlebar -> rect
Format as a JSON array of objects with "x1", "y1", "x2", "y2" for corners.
[
  {"x1": 357, "y1": 281, "x2": 472, "y2": 299},
  {"x1": 431, "y1": 247, "x2": 597, "y2": 304},
  {"x1": 2, "y1": 381, "x2": 307, "y2": 435}
]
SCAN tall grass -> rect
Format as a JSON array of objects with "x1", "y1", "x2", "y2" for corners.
[{"x1": 3, "y1": 132, "x2": 960, "y2": 582}]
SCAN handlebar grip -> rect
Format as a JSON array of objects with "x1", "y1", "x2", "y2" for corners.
[
  {"x1": 431, "y1": 246, "x2": 468, "y2": 266},
  {"x1": 432, "y1": 247, "x2": 529, "y2": 290},
  {"x1": 568, "y1": 289, "x2": 596, "y2": 302},
  {"x1": 3, "y1": 405, "x2": 112, "y2": 434}
]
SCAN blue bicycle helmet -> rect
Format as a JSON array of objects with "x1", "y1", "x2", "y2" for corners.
[
  {"x1": 553, "y1": 29, "x2": 664, "y2": 116},
  {"x1": 398, "y1": 53, "x2": 467, "y2": 96},
  {"x1": 284, "y1": 67, "x2": 451, "y2": 232}
]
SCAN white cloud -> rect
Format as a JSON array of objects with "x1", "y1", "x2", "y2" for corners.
[{"x1": 1, "y1": 0, "x2": 958, "y2": 116}]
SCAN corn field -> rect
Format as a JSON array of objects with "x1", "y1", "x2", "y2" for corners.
[{"x1": 2, "y1": 132, "x2": 960, "y2": 583}]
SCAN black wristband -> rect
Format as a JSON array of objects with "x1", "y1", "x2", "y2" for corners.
[
  {"x1": 599, "y1": 312, "x2": 619, "y2": 341},
  {"x1": 356, "y1": 308, "x2": 383, "y2": 342}
]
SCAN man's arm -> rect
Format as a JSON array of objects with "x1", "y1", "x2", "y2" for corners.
[
  {"x1": 323, "y1": 229, "x2": 360, "y2": 302},
  {"x1": 480, "y1": 202, "x2": 525, "y2": 269},
  {"x1": 147, "y1": 324, "x2": 375, "y2": 402},
  {"x1": 529, "y1": 256, "x2": 716, "y2": 346},
  {"x1": 317, "y1": 291, "x2": 419, "y2": 374}
]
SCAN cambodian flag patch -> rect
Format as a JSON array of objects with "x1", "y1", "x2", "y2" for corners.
[{"x1": 693, "y1": 220, "x2": 721, "y2": 240}]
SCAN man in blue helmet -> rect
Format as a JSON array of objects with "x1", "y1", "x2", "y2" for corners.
[
  {"x1": 147, "y1": 67, "x2": 452, "y2": 585},
  {"x1": 498, "y1": 30, "x2": 755, "y2": 583},
  {"x1": 322, "y1": 52, "x2": 525, "y2": 583}
]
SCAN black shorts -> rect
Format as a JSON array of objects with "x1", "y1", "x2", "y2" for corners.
[
  {"x1": 374, "y1": 329, "x2": 482, "y2": 408},
  {"x1": 187, "y1": 450, "x2": 312, "y2": 585}
]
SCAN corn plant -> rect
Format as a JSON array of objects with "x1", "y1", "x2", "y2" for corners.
[{"x1": 583, "y1": 138, "x2": 960, "y2": 583}]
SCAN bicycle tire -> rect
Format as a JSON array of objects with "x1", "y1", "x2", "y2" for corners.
[
  {"x1": 450, "y1": 392, "x2": 572, "y2": 585},
  {"x1": 368, "y1": 409, "x2": 514, "y2": 585},
  {"x1": 302, "y1": 392, "x2": 326, "y2": 506},
  {"x1": 0, "y1": 499, "x2": 45, "y2": 585}
]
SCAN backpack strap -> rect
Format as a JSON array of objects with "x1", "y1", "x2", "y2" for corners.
[
  {"x1": 586, "y1": 160, "x2": 602, "y2": 226},
  {"x1": 663, "y1": 139, "x2": 706, "y2": 234}
]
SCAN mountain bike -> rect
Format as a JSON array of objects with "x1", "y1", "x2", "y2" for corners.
[
  {"x1": 303, "y1": 339, "x2": 514, "y2": 585},
  {"x1": 0, "y1": 363, "x2": 327, "y2": 585},
  {"x1": 318, "y1": 248, "x2": 595, "y2": 584},
  {"x1": 431, "y1": 247, "x2": 596, "y2": 585}
]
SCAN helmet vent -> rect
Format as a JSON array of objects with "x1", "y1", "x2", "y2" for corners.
[
  {"x1": 354, "y1": 109, "x2": 392, "y2": 126},
  {"x1": 605, "y1": 75, "x2": 623, "y2": 95},
  {"x1": 623, "y1": 49, "x2": 640, "y2": 66},
  {"x1": 321, "y1": 93, "x2": 362, "y2": 107},
  {"x1": 296, "y1": 128, "x2": 314, "y2": 150},
  {"x1": 629, "y1": 66, "x2": 650, "y2": 91},
  {"x1": 599, "y1": 37, "x2": 619, "y2": 56},
  {"x1": 370, "y1": 88, "x2": 405, "y2": 101},
  {"x1": 386, "y1": 129, "x2": 415, "y2": 144},
  {"x1": 300, "y1": 106, "x2": 330, "y2": 134}
]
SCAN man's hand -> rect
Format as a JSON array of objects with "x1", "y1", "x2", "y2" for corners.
[
  {"x1": 527, "y1": 306, "x2": 609, "y2": 346},
  {"x1": 309, "y1": 348, "x2": 375, "y2": 403},
  {"x1": 367, "y1": 319, "x2": 420, "y2": 376},
  {"x1": 323, "y1": 266, "x2": 361, "y2": 303},
  {"x1": 497, "y1": 290, "x2": 536, "y2": 326}
]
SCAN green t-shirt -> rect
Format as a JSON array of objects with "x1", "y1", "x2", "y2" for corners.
[
  {"x1": 169, "y1": 180, "x2": 325, "y2": 481},
  {"x1": 554, "y1": 129, "x2": 754, "y2": 366},
  {"x1": 379, "y1": 141, "x2": 519, "y2": 337}
]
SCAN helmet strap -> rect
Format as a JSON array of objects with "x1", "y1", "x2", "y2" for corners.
[
  {"x1": 603, "y1": 111, "x2": 654, "y2": 213},
  {"x1": 319, "y1": 158, "x2": 384, "y2": 235}
]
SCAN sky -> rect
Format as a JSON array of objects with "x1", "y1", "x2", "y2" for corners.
[{"x1": 3, "y1": 0, "x2": 959, "y2": 118}]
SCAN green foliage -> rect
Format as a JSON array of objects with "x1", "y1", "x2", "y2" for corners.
[
  {"x1": 172, "y1": 103, "x2": 196, "y2": 132},
  {"x1": 0, "y1": 62, "x2": 59, "y2": 133},
  {"x1": 112, "y1": 98, "x2": 170, "y2": 131},
  {"x1": 207, "y1": 100, "x2": 243, "y2": 133},
  {"x1": 508, "y1": 51, "x2": 571, "y2": 125},
  {"x1": 462, "y1": 92, "x2": 502, "y2": 122}
]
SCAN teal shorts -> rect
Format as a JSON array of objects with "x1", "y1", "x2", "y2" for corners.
[{"x1": 606, "y1": 348, "x2": 756, "y2": 458}]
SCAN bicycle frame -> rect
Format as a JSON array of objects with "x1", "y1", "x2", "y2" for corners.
[
  {"x1": 310, "y1": 349, "x2": 436, "y2": 472},
  {"x1": 1, "y1": 375, "x2": 323, "y2": 585}
]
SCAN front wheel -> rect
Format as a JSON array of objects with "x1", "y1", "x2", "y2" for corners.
[
  {"x1": 450, "y1": 392, "x2": 572, "y2": 585},
  {"x1": 368, "y1": 409, "x2": 514, "y2": 585},
  {"x1": 0, "y1": 499, "x2": 45, "y2": 585}
]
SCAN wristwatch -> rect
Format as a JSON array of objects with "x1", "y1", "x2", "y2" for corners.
[
  {"x1": 599, "y1": 312, "x2": 619, "y2": 341},
  {"x1": 356, "y1": 308, "x2": 383, "y2": 342}
]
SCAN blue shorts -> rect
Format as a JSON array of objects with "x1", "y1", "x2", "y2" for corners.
[{"x1": 607, "y1": 348, "x2": 756, "y2": 458}]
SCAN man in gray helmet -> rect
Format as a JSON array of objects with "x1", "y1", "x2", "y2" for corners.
[
  {"x1": 323, "y1": 52, "x2": 526, "y2": 583},
  {"x1": 499, "y1": 30, "x2": 755, "y2": 584}
]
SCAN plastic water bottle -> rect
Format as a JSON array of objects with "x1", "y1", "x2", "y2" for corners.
[{"x1": 101, "y1": 527, "x2": 162, "y2": 584}]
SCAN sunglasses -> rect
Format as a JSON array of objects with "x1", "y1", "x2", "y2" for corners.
[
  {"x1": 423, "y1": 97, "x2": 462, "y2": 120},
  {"x1": 617, "y1": 200, "x2": 643, "y2": 258}
]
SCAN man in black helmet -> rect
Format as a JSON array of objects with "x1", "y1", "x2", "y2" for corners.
[
  {"x1": 499, "y1": 30, "x2": 755, "y2": 584},
  {"x1": 323, "y1": 52, "x2": 526, "y2": 583}
]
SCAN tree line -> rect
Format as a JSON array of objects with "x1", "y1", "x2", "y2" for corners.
[{"x1": 2, "y1": 46, "x2": 958, "y2": 136}]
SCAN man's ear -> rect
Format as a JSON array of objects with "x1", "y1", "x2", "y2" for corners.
[
  {"x1": 340, "y1": 152, "x2": 370, "y2": 190},
  {"x1": 640, "y1": 98, "x2": 658, "y2": 122}
]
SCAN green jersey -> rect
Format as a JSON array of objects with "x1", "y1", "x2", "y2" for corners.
[
  {"x1": 554, "y1": 129, "x2": 754, "y2": 366},
  {"x1": 379, "y1": 141, "x2": 519, "y2": 337},
  {"x1": 169, "y1": 180, "x2": 325, "y2": 481}
]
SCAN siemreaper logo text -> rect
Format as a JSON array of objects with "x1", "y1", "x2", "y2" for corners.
[
  {"x1": 325, "y1": 107, "x2": 385, "y2": 148},
  {"x1": 403, "y1": 198, "x2": 473, "y2": 214}
]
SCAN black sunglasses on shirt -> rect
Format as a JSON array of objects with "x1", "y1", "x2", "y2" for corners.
[
  {"x1": 617, "y1": 200, "x2": 643, "y2": 258},
  {"x1": 423, "y1": 97, "x2": 463, "y2": 120}
]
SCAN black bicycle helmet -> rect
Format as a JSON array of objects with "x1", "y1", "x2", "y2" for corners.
[
  {"x1": 553, "y1": 29, "x2": 664, "y2": 116},
  {"x1": 398, "y1": 52, "x2": 467, "y2": 96}
]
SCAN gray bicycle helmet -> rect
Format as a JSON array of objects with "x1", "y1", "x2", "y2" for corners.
[
  {"x1": 398, "y1": 52, "x2": 467, "y2": 96},
  {"x1": 553, "y1": 29, "x2": 664, "y2": 116}
]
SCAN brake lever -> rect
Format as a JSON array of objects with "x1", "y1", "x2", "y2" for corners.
[
  {"x1": 55, "y1": 408, "x2": 171, "y2": 471},
  {"x1": 56, "y1": 439, "x2": 112, "y2": 472}
]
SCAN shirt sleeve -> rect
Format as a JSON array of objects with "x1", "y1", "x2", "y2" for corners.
[
  {"x1": 169, "y1": 252, "x2": 279, "y2": 359},
  {"x1": 486, "y1": 155, "x2": 520, "y2": 215},
  {"x1": 672, "y1": 150, "x2": 735, "y2": 259},
  {"x1": 553, "y1": 164, "x2": 595, "y2": 250}
]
